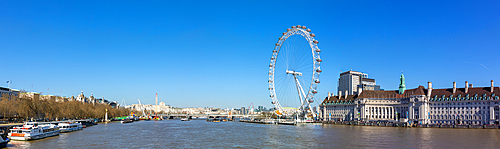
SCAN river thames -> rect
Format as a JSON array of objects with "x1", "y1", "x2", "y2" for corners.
[{"x1": 5, "y1": 120, "x2": 500, "y2": 148}]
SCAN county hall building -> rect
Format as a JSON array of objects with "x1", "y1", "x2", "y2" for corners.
[{"x1": 319, "y1": 74, "x2": 500, "y2": 125}]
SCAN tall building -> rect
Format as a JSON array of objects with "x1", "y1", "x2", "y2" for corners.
[
  {"x1": 257, "y1": 106, "x2": 264, "y2": 112},
  {"x1": 338, "y1": 70, "x2": 380, "y2": 95},
  {"x1": 240, "y1": 107, "x2": 246, "y2": 114}
]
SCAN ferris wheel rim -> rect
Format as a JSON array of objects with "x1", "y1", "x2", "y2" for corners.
[{"x1": 268, "y1": 25, "x2": 321, "y2": 115}]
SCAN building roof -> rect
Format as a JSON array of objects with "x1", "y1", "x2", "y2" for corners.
[
  {"x1": 340, "y1": 70, "x2": 364, "y2": 76},
  {"x1": 430, "y1": 87, "x2": 500, "y2": 97},
  {"x1": 413, "y1": 85, "x2": 426, "y2": 95},
  {"x1": 322, "y1": 94, "x2": 358, "y2": 103},
  {"x1": 357, "y1": 87, "x2": 422, "y2": 99}
]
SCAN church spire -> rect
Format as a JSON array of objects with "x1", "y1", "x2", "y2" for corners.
[{"x1": 399, "y1": 71, "x2": 406, "y2": 94}]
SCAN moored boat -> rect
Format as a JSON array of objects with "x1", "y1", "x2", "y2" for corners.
[
  {"x1": 8, "y1": 122, "x2": 60, "y2": 141},
  {"x1": 58, "y1": 121, "x2": 83, "y2": 133},
  {"x1": 39, "y1": 123, "x2": 60, "y2": 137},
  {"x1": 181, "y1": 118, "x2": 190, "y2": 121},
  {"x1": 121, "y1": 119, "x2": 133, "y2": 123}
]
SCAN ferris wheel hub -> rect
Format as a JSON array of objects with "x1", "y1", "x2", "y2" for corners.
[{"x1": 286, "y1": 70, "x2": 302, "y2": 76}]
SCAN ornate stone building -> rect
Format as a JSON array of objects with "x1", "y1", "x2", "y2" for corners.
[
  {"x1": 76, "y1": 91, "x2": 86, "y2": 103},
  {"x1": 320, "y1": 74, "x2": 500, "y2": 125}
]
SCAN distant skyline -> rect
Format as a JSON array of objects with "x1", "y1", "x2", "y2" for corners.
[{"x1": 1, "y1": 1, "x2": 499, "y2": 108}]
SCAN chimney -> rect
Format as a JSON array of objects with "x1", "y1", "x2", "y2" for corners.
[
  {"x1": 328, "y1": 92, "x2": 331, "y2": 98},
  {"x1": 465, "y1": 81, "x2": 469, "y2": 93},
  {"x1": 339, "y1": 91, "x2": 342, "y2": 99},
  {"x1": 427, "y1": 82, "x2": 433, "y2": 98},
  {"x1": 469, "y1": 84, "x2": 473, "y2": 88},
  {"x1": 491, "y1": 80, "x2": 494, "y2": 93},
  {"x1": 453, "y1": 82, "x2": 456, "y2": 94},
  {"x1": 344, "y1": 90, "x2": 348, "y2": 99}
]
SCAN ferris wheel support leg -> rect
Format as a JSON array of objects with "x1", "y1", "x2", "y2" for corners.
[
  {"x1": 308, "y1": 103, "x2": 316, "y2": 118},
  {"x1": 293, "y1": 75, "x2": 306, "y2": 109}
]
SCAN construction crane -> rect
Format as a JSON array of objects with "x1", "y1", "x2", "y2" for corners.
[
  {"x1": 248, "y1": 103, "x2": 254, "y2": 114},
  {"x1": 121, "y1": 99, "x2": 126, "y2": 107},
  {"x1": 138, "y1": 99, "x2": 146, "y2": 117}
]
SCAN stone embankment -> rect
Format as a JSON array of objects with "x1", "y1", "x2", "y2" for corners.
[{"x1": 323, "y1": 121, "x2": 500, "y2": 129}]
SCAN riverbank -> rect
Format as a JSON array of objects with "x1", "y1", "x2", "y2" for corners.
[{"x1": 322, "y1": 120, "x2": 500, "y2": 129}]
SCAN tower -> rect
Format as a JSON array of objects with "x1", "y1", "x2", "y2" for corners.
[{"x1": 399, "y1": 72, "x2": 406, "y2": 94}]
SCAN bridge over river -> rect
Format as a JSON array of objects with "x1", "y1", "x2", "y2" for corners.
[{"x1": 157, "y1": 114, "x2": 260, "y2": 118}]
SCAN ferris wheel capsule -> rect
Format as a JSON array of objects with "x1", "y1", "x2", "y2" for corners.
[
  {"x1": 275, "y1": 43, "x2": 280, "y2": 46},
  {"x1": 269, "y1": 64, "x2": 273, "y2": 67},
  {"x1": 282, "y1": 32, "x2": 286, "y2": 35},
  {"x1": 308, "y1": 99, "x2": 314, "y2": 103},
  {"x1": 316, "y1": 69, "x2": 322, "y2": 73},
  {"x1": 312, "y1": 90, "x2": 318, "y2": 94},
  {"x1": 315, "y1": 79, "x2": 320, "y2": 83},
  {"x1": 287, "y1": 28, "x2": 291, "y2": 31},
  {"x1": 291, "y1": 26, "x2": 296, "y2": 29},
  {"x1": 315, "y1": 49, "x2": 321, "y2": 52},
  {"x1": 313, "y1": 40, "x2": 319, "y2": 44},
  {"x1": 302, "y1": 26, "x2": 307, "y2": 29},
  {"x1": 306, "y1": 29, "x2": 311, "y2": 32},
  {"x1": 271, "y1": 57, "x2": 275, "y2": 60},
  {"x1": 316, "y1": 58, "x2": 322, "y2": 62},
  {"x1": 310, "y1": 33, "x2": 315, "y2": 37},
  {"x1": 296, "y1": 25, "x2": 301, "y2": 28},
  {"x1": 273, "y1": 50, "x2": 277, "y2": 53}
]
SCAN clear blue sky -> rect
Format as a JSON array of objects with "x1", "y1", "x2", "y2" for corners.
[{"x1": 1, "y1": 1, "x2": 499, "y2": 109}]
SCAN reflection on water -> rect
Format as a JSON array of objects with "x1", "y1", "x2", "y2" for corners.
[{"x1": 5, "y1": 120, "x2": 500, "y2": 148}]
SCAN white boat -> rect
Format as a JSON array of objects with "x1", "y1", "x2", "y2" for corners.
[
  {"x1": 58, "y1": 122, "x2": 83, "y2": 133},
  {"x1": 7, "y1": 122, "x2": 60, "y2": 141},
  {"x1": 39, "y1": 123, "x2": 61, "y2": 137},
  {"x1": 181, "y1": 118, "x2": 190, "y2": 121}
]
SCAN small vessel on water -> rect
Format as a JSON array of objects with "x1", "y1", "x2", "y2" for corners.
[
  {"x1": 180, "y1": 118, "x2": 190, "y2": 121},
  {"x1": 58, "y1": 121, "x2": 83, "y2": 133},
  {"x1": 121, "y1": 119, "x2": 133, "y2": 123},
  {"x1": 206, "y1": 118, "x2": 220, "y2": 122},
  {"x1": 8, "y1": 122, "x2": 60, "y2": 141}
]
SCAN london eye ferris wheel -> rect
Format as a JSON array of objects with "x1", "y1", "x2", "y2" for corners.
[{"x1": 268, "y1": 25, "x2": 322, "y2": 118}]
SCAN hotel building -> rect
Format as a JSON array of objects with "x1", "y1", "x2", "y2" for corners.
[{"x1": 320, "y1": 74, "x2": 500, "y2": 125}]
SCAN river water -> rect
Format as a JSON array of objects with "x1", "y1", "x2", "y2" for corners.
[{"x1": 5, "y1": 120, "x2": 500, "y2": 148}]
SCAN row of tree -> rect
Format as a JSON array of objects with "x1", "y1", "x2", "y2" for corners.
[{"x1": 0, "y1": 92, "x2": 130, "y2": 121}]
